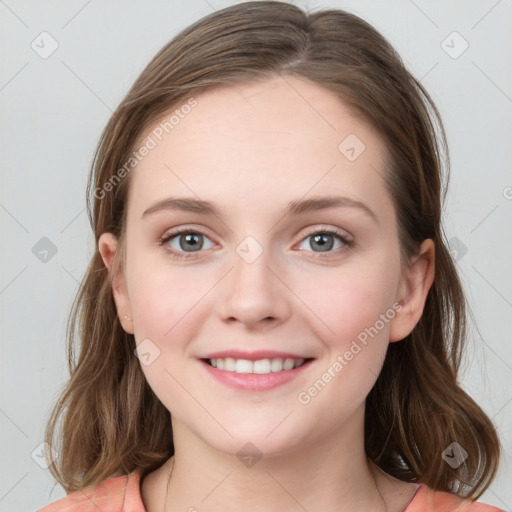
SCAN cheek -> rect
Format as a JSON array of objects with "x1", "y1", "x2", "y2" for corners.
[
  {"x1": 294, "y1": 278, "x2": 396, "y2": 423},
  {"x1": 127, "y1": 265, "x2": 209, "y2": 414},
  {"x1": 292, "y1": 260, "x2": 400, "y2": 350},
  {"x1": 128, "y1": 257, "x2": 207, "y2": 341},
  {"x1": 290, "y1": 261, "x2": 401, "y2": 419}
]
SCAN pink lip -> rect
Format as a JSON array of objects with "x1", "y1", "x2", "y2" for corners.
[
  {"x1": 199, "y1": 358, "x2": 314, "y2": 391},
  {"x1": 199, "y1": 350, "x2": 312, "y2": 361}
]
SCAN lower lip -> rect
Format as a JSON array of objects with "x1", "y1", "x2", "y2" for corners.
[{"x1": 200, "y1": 359, "x2": 314, "y2": 391}]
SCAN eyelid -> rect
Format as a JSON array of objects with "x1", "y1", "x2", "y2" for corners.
[
  {"x1": 298, "y1": 224, "x2": 352, "y2": 241},
  {"x1": 160, "y1": 226, "x2": 216, "y2": 246},
  {"x1": 293, "y1": 225, "x2": 353, "y2": 255},
  {"x1": 161, "y1": 223, "x2": 214, "y2": 238},
  {"x1": 160, "y1": 224, "x2": 354, "y2": 259},
  {"x1": 160, "y1": 224, "x2": 351, "y2": 244},
  {"x1": 159, "y1": 227, "x2": 217, "y2": 261}
]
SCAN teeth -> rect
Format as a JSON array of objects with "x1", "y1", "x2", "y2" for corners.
[
  {"x1": 271, "y1": 358, "x2": 283, "y2": 372},
  {"x1": 225, "y1": 357, "x2": 236, "y2": 371},
  {"x1": 283, "y1": 358, "x2": 295, "y2": 370},
  {"x1": 208, "y1": 357, "x2": 305, "y2": 374},
  {"x1": 253, "y1": 359, "x2": 270, "y2": 374}
]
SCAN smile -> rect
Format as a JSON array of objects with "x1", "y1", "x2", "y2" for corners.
[
  {"x1": 200, "y1": 354, "x2": 315, "y2": 391},
  {"x1": 206, "y1": 357, "x2": 307, "y2": 374}
]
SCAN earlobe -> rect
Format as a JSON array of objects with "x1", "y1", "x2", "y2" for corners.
[
  {"x1": 98, "y1": 232, "x2": 134, "y2": 334},
  {"x1": 389, "y1": 239, "x2": 435, "y2": 342}
]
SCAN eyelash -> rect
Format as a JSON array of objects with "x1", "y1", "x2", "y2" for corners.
[{"x1": 159, "y1": 226, "x2": 354, "y2": 260}]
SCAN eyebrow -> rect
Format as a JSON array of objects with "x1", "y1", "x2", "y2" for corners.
[{"x1": 142, "y1": 195, "x2": 378, "y2": 223}]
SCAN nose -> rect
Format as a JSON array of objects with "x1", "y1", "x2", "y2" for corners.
[{"x1": 216, "y1": 244, "x2": 291, "y2": 331}]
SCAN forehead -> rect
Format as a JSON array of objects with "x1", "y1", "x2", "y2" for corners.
[{"x1": 128, "y1": 75, "x2": 393, "y2": 220}]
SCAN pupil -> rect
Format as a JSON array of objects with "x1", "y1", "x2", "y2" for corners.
[
  {"x1": 312, "y1": 233, "x2": 333, "y2": 252},
  {"x1": 180, "y1": 233, "x2": 202, "y2": 252},
  {"x1": 177, "y1": 233, "x2": 334, "y2": 253}
]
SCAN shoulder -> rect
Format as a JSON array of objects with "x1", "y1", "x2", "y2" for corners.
[
  {"x1": 37, "y1": 470, "x2": 145, "y2": 512},
  {"x1": 406, "y1": 482, "x2": 506, "y2": 512}
]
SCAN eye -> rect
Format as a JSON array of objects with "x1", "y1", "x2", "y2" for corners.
[
  {"x1": 297, "y1": 228, "x2": 352, "y2": 255},
  {"x1": 160, "y1": 229, "x2": 216, "y2": 259},
  {"x1": 160, "y1": 226, "x2": 352, "y2": 260}
]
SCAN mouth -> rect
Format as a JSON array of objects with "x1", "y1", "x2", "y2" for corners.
[
  {"x1": 199, "y1": 354, "x2": 315, "y2": 391},
  {"x1": 201, "y1": 356, "x2": 313, "y2": 374}
]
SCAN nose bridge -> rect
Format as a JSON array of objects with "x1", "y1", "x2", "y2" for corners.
[{"x1": 217, "y1": 234, "x2": 290, "y2": 327}]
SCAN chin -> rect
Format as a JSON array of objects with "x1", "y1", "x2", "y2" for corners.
[{"x1": 189, "y1": 414, "x2": 313, "y2": 463}]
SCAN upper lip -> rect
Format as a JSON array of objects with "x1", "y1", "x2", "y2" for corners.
[{"x1": 199, "y1": 350, "x2": 314, "y2": 361}]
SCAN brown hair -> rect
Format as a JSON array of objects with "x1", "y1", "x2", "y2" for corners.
[{"x1": 44, "y1": 0, "x2": 501, "y2": 500}]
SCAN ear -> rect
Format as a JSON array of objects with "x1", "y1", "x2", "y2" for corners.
[
  {"x1": 98, "y1": 232, "x2": 134, "y2": 334},
  {"x1": 389, "y1": 239, "x2": 435, "y2": 342}
]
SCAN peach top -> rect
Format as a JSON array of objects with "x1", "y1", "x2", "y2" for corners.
[{"x1": 38, "y1": 470, "x2": 505, "y2": 512}]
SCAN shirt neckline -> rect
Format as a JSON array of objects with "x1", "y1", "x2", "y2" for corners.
[
  {"x1": 133, "y1": 471, "x2": 425, "y2": 512},
  {"x1": 403, "y1": 482, "x2": 424, "y2": 511}
]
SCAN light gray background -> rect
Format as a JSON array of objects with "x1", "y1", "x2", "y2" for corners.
[{"x1": 1, "y1": 1, "x2": 511, "y2": 510}]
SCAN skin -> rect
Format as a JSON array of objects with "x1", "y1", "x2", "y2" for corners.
[{"x1": 99, "y1": 75, "x2": 435, "y2": 512}]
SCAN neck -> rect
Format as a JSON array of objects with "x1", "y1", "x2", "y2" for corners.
[{"x1": 143, "y1": 403, "x2": 397, "y2": 512}]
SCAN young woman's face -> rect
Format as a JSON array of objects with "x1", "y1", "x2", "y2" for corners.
[{"x1": 101, "y1": 75, "x2": 432, "y2": 458}]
